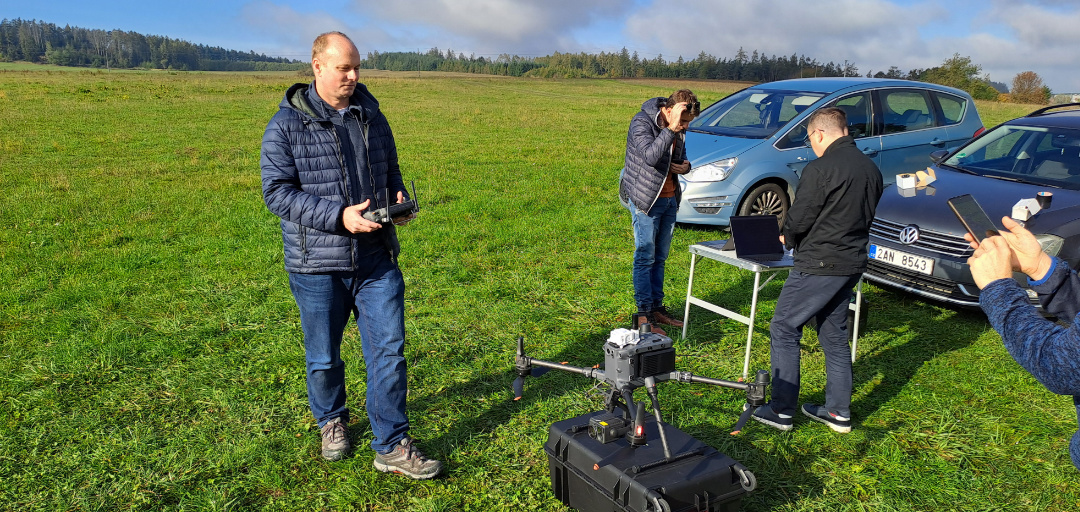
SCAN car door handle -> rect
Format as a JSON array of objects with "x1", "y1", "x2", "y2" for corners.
[
  {"x1": 796, "y1": 156, "x2": 807, "y2": 162},
  {"x1": 930, "y1": 138, "x2": 946, "y2": 147},
  {"x1": 860, "y1": 148, "x2": 878, "y2": 156}
]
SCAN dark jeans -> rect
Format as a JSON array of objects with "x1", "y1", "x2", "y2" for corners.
[
  {"x1": 630, "y1": 196, "x2": 678, "y2": 312},
  {"x1": 768, "y1": 270, "x2": 861, "y2": 418},
  {"x1": 287, "y1": 251, "x2": 409, "y2": 454}
]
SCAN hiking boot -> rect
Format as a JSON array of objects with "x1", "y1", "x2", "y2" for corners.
[
  {"x1": 632, "y1": 313, "x2": 667, "y2": 337},
  {"x1": 320, "y1": 417, "x2": 350, "y2": 461},
  {"x1": 801, "y1": 403, "x2": 852, "y2": 433},
  {"x1": 747, "y1": 403, "x2": 793, "y2": 431},
  {"x1": 373, "y1": 437, "x2": 443, "y2": 480},
  {"x1": 651, "y1": 306, "x2": 684, "y2": 328}
]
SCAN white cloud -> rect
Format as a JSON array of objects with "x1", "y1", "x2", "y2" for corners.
[
  {"x1": 236, "y1": 0, "x2": 1080, "y2": 92},
  {"x1": 624, "y1": 0, "x2": 937, "y2": 67},
  {"x1": 619, "y1": 0, "x2": 1080, "y2": 91},
  {"x1": 239, "y1": 1, "x2": 405, "y2": 58},
  {"x1": 920, "y1": 1, "x2": 1080, "y2": 91},
  {"x1": 349, "y1": 0, "x2": 629, "y2": 53}
]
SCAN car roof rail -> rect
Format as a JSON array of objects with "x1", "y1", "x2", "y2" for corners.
[{"x1": 1026, "y1": 103, "x2": 1080, "y2": 117}]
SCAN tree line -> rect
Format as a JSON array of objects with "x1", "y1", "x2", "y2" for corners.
[
  {"x1": 363, "y1": 48, "x2": 1050, "y2": 104},
  {"x1": 362, "y1": 46, "x2": 867, "y2": 82},
  {"x1": 0, "y1": 18, "x2": 306, "y2": 71},
  {"x1": 2, "y1": 18, "x2": 1051, "y2": 104}
]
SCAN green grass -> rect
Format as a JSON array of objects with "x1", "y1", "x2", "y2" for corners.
[{"x1": 0, "y1": 67, "x2": 1076, "y2": 511}]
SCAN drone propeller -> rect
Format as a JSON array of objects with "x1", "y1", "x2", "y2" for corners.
[
  {"x1": 514, "y1": 337, "x2": 563, "y2": 400},
  {"x1": 513, "y1": 367, "x2": 551, "y2": 400},
  {"x1": 729, "y1": 405, "x2": 756, "y2": 435}
]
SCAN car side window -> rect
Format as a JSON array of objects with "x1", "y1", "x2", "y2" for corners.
[
  {"x1": 933, "y1": 92, "x2": 967, "y2": 126},
  {"x1": 775, "y1": 118, "x2": 810, "y2": 150},
  {"x1": 828, "y1": 92, "x2": 872, "y2": 139},
  {"x1": 881, "y1": 89, "x2": 935, "y2": 134}
]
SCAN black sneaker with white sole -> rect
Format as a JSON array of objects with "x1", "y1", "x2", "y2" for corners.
[
  {"x1": 747, "y1": 403, "x2": 793, "y2": 431},
  {"x1": 801, "y1": 403, "x2": 852, "y2": 433}
]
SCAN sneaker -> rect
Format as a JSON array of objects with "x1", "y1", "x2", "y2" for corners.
[
  {"x1": 801, "y1": 403, "x2": 852, "y2": 433},
  {"x1": 374, "y1": 437, "x2": 443, "y2": 480},
  {"x1": 748, "y1": 404, "x2": 793, "y2": 431},
  {"x1": 320, "y1": 417, "x2": 350, "y2": 461},
  {"x1": 651, "y1": 306, "x2": 684, "y2": 328}
]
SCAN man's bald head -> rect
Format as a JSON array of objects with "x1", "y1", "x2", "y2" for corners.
[
  {"x1": 311, "y1": 31, "x2": 362, "y2": 110},
  {"x1": 312, "y1": 31, "x2": 357, "y2": 62}
]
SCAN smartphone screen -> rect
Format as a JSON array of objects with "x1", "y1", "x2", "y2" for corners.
[{"x1": 947, "y1": 194, "x2": 1000, "y2": 242}]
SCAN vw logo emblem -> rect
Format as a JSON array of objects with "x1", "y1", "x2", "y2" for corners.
[{"x1": 899, "y1": 225, "x2": 920, "y2": 245}]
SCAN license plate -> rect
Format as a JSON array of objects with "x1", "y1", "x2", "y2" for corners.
[{"x1": 869, "y1": 244, "x2": 934, "y2": 275}]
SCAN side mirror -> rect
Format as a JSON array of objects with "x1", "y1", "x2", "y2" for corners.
[{"x1": 929, "y1": 149, "x2": 950, "y2": 164}]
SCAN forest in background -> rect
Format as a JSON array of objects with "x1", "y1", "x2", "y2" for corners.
[
  {"x1": 2, "y1": 18, "x2": 1052, "y2": 103},
  {"x1": 0, "y1": 19, "x2": 305, "y2": 71}
]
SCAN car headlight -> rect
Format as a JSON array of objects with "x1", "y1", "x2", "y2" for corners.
[
  {"x1": 685, "y1": 158, "x2": 737, "y2": 182},
  {"x1": 1035, "y1": 234, "x2": 1064, "y2": 257}
]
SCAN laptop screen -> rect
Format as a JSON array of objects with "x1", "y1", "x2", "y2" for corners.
[{"x1": 730, "y1": 215, "x2": 784, "y2": 260}]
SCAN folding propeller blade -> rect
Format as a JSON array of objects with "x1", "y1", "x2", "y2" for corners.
[
  {"x1": 730, "y1": 405, "x2": 755, "y2": 435},
  {"x1": 512, "y1": 376, "x2": 525, "y2": 400},
  {"x1": 531, "y1": 367, "x2": 551, "y2": 378}
]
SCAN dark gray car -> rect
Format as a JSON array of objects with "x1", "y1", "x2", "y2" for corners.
[{"x1": 866, "y1": 104, "x2": 1080, "y2": 307}]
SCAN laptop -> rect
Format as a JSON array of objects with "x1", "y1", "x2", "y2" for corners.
[{"x1": 729, "y1": 215, "x2": 792, "y2": 267}]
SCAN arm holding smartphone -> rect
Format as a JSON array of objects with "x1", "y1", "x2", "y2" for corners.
[{"x1": 965, "y1": 216, "x2": 1053, "y2": 288}]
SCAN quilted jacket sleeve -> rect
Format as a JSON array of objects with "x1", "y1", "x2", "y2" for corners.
[
  {"x1": 260, "y1": 112, "x2": 347, "y2": 234},
  {"x1": 628, "y1": 114, "x2": 676, "y2": 171}
]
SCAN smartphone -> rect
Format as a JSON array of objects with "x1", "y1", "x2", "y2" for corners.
[{"x1": 947, "y1": 194, "x2": 1000, "y2": 242}]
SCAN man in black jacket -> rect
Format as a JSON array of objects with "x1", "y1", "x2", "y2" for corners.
[{"x1": 751, "y1": 107, "x2": 883, "y2": 433}]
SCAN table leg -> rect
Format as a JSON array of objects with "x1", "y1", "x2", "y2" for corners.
[
  {"x1": 742, "y1": 270, "x2": 763, "y2": 381},
  {"x1": 682, "y1": 254, "x2": 698, "y2": 339},
  {"x1": 851, "y1": 277, "x2": 864, "y2": 363}
]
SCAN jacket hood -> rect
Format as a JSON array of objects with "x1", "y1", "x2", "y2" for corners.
[
  {"x1": 280, "y1": 81, "x2": 381, "y2": 122},
  {"x1": 640, "y1": 97, "x2": 665, "y2": 123}
]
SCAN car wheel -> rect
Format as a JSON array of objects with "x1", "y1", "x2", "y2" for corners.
[{"x1": 737, "y1": 183, "x2": 789, "y2": 224}]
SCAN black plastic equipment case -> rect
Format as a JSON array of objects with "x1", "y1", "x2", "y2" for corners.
[{"x1": 545, "y1": 410, "x2": 747, "y2": 512}]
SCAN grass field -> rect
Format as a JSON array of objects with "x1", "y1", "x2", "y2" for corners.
[{"x1": 0, "y1": 64, "x2": 1076, "y2": 511}]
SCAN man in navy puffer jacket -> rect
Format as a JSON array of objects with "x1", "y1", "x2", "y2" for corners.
[
  {"x1": 261, "y1": 32, "x2": 441, "y2": 479},
  {"x1": 967, "y1": 216, "x2": 1080, "y2": 470},
  {"x1": 619, "y1": 90, "x2": 699, "y2": 333}
]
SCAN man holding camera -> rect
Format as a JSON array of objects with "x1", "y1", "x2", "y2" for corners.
[
  {"x1": 751, "y1": 107, "x2": 883, "y2": 434},
  {"x1": 620, "y1": 89, "x2": 700, "y2": 335},
  {"x1": 967, "y1": 216, "x2": 1080, "y2": 470},
  {"x1": 260, "y1": 31, "x2": 440, "y2": 479}
]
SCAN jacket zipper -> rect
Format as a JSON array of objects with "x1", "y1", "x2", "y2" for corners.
[{"x1": 329, "y1": 119, "x2": 357, "y2": 266}]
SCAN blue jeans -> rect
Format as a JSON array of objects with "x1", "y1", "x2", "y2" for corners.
[
  {"x1": 287, "y1": 251, "x2": 409, "y2": 454},
  {"x1": 768, "y1": 271, "x2": 861, "y2": 418},
  {"x1": 631, "y1": 196, "x2": 678, "y2": 312}
]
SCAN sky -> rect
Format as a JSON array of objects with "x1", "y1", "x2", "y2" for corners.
[{"x1": 6, "y1": 0, "x2": 1080, "y2": 92}]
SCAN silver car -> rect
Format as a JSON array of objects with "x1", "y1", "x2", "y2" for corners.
[{"x1": 676, "y1": 78, "x2": 985, "y2": 226}]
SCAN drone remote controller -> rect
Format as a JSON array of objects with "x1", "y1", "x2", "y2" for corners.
[{"x1": 363, "y1": 181, "x2": 420, "y2": 224}]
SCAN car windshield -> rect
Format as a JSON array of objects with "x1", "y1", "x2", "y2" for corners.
[
  {"x1": 943, "y1": 124, "x2": 1080, "y2": 190},
  {"x1": 689, "y1": 88, "x2": 824, "y2": 138}
]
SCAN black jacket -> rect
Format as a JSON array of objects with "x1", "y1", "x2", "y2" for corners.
[
  {"x1": 619, "y1": 97, "x2": 688, "y2": 214},
  {"x1": 782, "y1": 136, "x2": 883, "y2": 275}
]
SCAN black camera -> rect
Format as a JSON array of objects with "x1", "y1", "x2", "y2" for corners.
[{"x1": 588, "y1": 412, "x2": 632, "y2": 444}]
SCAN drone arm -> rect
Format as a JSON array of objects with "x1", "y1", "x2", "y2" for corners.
[
  {"x1": 669, "y1": 371, "x2": 748, "y2": 391},
  {"x1": 529, "y1": 358, "x2": 603, "y2": 379}
]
